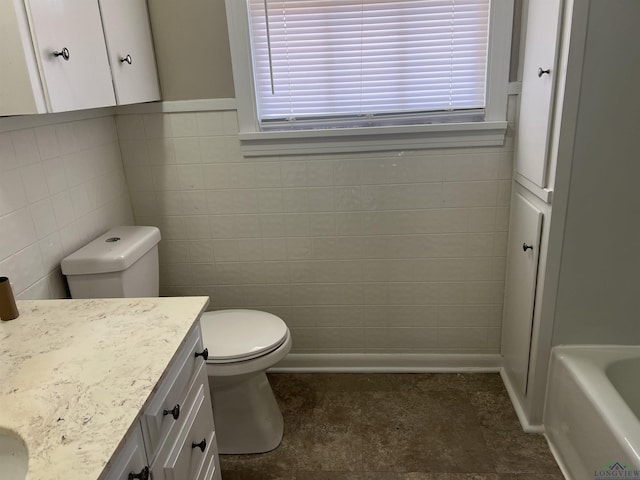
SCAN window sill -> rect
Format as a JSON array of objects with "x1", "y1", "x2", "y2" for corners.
[{"x1": 238, "y1": 121, "x2": 508, "y2": 157}]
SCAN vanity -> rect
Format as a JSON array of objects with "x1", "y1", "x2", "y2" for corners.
[{"x1": 0, "y1": 296, "x2": 221, "y2": 480}]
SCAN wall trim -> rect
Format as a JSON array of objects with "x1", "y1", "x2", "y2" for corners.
[
  {"x1": 0, "y1": 107, "x2": 115, "y2": 133},
  {"x1": 500, "y1": 368, "x2": 545, "y2": 434},
  {"x1": 269, "y1": 353, "x2": 503, "y2": 373},
  {"x1": 514, "y1": 173, "x2": 554, "y2": 204},
  {"x1": 115, "y1": 99, "x2": 237, "y2": 115}
]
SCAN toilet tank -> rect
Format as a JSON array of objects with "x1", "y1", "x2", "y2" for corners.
[{"x1": 61, "y1": 226, "x2": 161, "y2": 299}]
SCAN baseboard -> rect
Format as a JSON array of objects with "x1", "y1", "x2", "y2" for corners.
[
  {"x1": 500, "y1": 368, "x2": 545, "y2": 434},
  {"x1": 269, "y1": 353, "x2": 502, "y2": 373}
]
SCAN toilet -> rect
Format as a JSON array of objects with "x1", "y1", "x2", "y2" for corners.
[{"x1": 60, "y1": 226, "x2": 292, "y2": 454}]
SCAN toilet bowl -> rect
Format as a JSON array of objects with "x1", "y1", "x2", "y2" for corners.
[
  {"x1": 200, "y1": 309, "x2": 292, "y2": 454},
  {"x1": 60, "y1": 226, "x2": 291, "y2": 455}
]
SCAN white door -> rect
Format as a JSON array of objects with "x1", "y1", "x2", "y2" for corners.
[
  {"x1": 514, "y1": 0, "x2": 563, "y2": 188},
  {"x1": 501, "y1": 193, "x2": 543, "y2": 395},
  {"x1": 27, "y1": 0, "x2": 116, "y2": 112},
  {"x1": 99, "y1": 0, "x2": 161, "y2": 105}
]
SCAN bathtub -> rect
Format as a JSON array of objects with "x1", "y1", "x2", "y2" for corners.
[{"x1": 545, "y1": 346, "x2": 640, "y2": 480}]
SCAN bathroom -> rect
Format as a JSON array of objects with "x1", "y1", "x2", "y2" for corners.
[{"x1": 1, "y1": 0, "x2": 639, "y2": 478}]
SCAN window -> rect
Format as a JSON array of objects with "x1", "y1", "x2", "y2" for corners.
[{"x1": 226, "y1": 0, "x2": 514, "y2": 156}]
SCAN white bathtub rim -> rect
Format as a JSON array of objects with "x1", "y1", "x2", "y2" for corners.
[{"x1": 547, "y1": 345, "x2": 640, "y2": 467}]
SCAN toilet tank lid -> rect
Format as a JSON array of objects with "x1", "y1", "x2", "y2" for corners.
[{"x1": 61, "y1": 226, "x2": 161, "y2": 275}]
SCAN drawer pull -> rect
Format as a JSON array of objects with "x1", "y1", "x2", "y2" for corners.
[
  {"x1": 162, "y1": 404, "x2": 180, "y2": 420},
  {"x1": 522, "y1": 243, "x2": 534, "y2": 252},
  {"x1": 194, "y1": 348, "x2": 208, "y2": 361},
  {"x1": 192, "y1": 438, "x2": 207, "y2": 453},
  {"x1": 128, "y1": 466, "x2": 150, "y2": 480},
  {"x1": 120, "y1": 54, "x2": 133, "y2": 65}
]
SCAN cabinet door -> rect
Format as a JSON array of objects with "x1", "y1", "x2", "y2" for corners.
[
  {"x1": 99, "y1": 0, "x2": 161, "y2": 105},
  {"x1": 514, "y1": 0, "x2": 563, "y2": 188},
  {"x1": 26, "y1": 0, "x2": 116, "y2": 112},
  {"x1": 501, "y1": 193, "x2": 543, "y2": 395}
]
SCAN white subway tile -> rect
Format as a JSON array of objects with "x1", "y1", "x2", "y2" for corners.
[
  {"x1": 115, "y1": 115, "x2": 145, "y2": 140},
  {"x1": 177, "y1": 165, "x2": 205, "y2": 190},
  {"x1": 181, "y1": 191, "x2": 208, "y2": 215},
  {"x1": 146, "y1": 139, "x2": 175, "y2": 165},
  {"x1": 195, "y1": 112, "x2": 224, "y2": 136},
  {"x1": 443, "y1": 181, "x2": 498, "y2": 207},
  {"x1": 200, "y1": 137, "x2": 227, "y2": 163},
  {"x1": 169, "y1": 113, "x2": 198, "y2": 137},
  {"x1": 30, "y1": 199, "x2": 58, "y2": 239},
  {"x1": 34, "y1": 125, "x2": 60, "y2": 160},
  {"x1": 11, "y1": 129, "x2": 40, "y2": 166},
  {"x1": 158, "y1": 240, "x2": 190, "y2": 264},
  {"x1": 254, "y1": 163, "x2": 282, "y2": 187},
  {"x1": 234, "y1": 215, "x2": 262, "y2": 237},
  {"x1": 173, "y1": 138, "x2": 202, "y2": 164},
  {"x1": 0, "y1": 168, "x2": 28, "y2": 216},
  {"x1": 143, "y1": 113, "x2": 172, "y2": 138},
  {"x1": 213, "y1": 239, "x2": 239, "y2": 262},
  {"x1": 0, "y1": 132, "x2": 18, "y2": 172},
  {"x1": 184, "y1": 215, "x2": 211, "y2": 239},
  {"x1": 38, "y1": 232, "x2": 64, "y2": 273}
]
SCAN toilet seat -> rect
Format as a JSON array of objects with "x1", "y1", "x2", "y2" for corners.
[{"x1": 200, "y1": 310, "x2": 289, "y2": 364}]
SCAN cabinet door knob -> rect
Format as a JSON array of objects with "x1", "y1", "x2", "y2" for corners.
[
  {"x1": 162, "y1": 404, "x2": 180, "y2": 420},
  {"x1": 53, "y1": 48, "x2": 70, "y2": 61},
  {"x1": 522, "y1": 243, "x2": 534, "y2": 252},
  {"x1": 128, "y1": 466, "x2": 149, "y2": 480},
  {"x1": 195, "y1": 348, "x2": 208, "y2": 361},
  {"x1": 192, "y1": 438, "x2": 207, "y2": 453},
  {"x1": 537, "y1": 67, "x2": 551, "y2": 77},
  {"x1": 120, "y1": 54, "x2": 132, "y2": 65}
]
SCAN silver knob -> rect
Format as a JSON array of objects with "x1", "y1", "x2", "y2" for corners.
[
  {"x1": 53, "y1": 48, "x2": 70, "y2": 61},
  {"x1": 537, "y1": 67, "x2": 550, "y2": 77},
  {"x1": 120, "y1": 54, "x2": 132, "y2": 65},
  {"x1": 522, "y1": 243, "x2": 534, "y2": 252}
]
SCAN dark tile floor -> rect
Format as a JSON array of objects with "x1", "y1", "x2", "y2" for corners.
[{"x1": 220, "y1": 373, "x2": 564, "y2": 480}]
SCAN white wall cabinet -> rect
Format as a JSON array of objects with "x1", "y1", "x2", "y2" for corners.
[
  {"x1": 99, "y1": 0, "x2": 160, "y2": 105},
  {"x1": 103, "y1": 323, "x2": 221, "y2": 480},
  {"x1": 27, "y1": 0, "x2": 116, "y2": 113},
  {"x1": 1, "y1": 0, "x2": 159, "y2": 115},
  {"x1": 514, "y1": 0, "x2": 563, "y2": 188}
]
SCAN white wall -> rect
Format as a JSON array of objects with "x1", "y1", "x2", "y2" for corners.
[
  {"x1": 0, "y1": 113, "x2": 133, "y2": 300},
  {"x1": 117, "y1": 102, "x2": 515, "y2": 354},
  {"x1": 552, "y1": 0, "x2": 640, "y2": 345}
]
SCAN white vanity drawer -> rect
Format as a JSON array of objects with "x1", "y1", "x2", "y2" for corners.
[
  {"x1": 195, "y1": 434, "x2": 222, "y2": 480},
  {"x1": 102, "y1": 425, "x2": 148, "y2": 480},
  {"x1": 151, "y1": 380, "x2": 216, "y2": 480},
  {"x1": 142, "y1": 324, "x2": 208, "y2": 460}
]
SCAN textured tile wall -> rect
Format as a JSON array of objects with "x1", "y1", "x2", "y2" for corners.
[
  {"x1": 0, "y1": 115, "x2": 133, "y2": 300},
  {"x1": 117, "y1": 107, "x2": 514, "y2": 354}
]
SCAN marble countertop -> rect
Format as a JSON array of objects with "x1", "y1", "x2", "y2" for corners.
[{"x1": 0, "y1": 296, "x2": 209, "y2": 480}]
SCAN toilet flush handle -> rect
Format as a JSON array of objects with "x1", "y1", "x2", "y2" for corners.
[{"x1": 195, "y1": 348, "x2": 208, "y2": 361}]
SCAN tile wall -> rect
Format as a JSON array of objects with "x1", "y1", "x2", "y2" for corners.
[
  {"x1": 0, "y1": 114, "x2": 133, "y2": 300},
  {"x1": 117, "y1": 107, "x2": 514, "y2": 354}
]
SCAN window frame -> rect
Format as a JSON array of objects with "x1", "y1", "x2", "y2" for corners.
[{"x1": 225, "y1": 0, "x2": 514, "y2": 157}]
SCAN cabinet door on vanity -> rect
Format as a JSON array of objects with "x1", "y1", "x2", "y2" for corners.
[
  {"x1": 501, "y1": 193, "x2": 543, "y2": 395},
  {"x1": 514, "y1": 0, "x2": 563, "y2": 188},
  {"x1": 99, "y1": 0, "x2": 161, "y2": 105},
  {"x1": 26, "y1": 0, "x2": 116, "y2": 112}
]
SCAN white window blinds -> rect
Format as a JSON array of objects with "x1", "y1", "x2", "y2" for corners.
[{"x1": 248, "y1": 0, "x2": 491, "y2": 126}]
